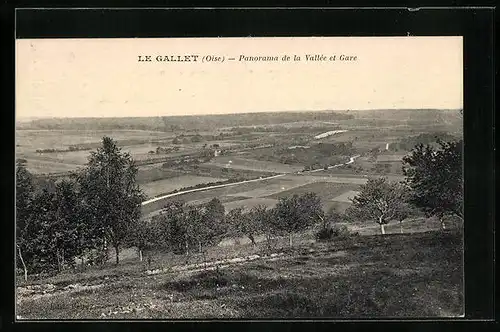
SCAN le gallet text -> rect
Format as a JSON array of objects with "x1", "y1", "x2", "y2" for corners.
[{"x1": 138, "y1": 55, "x2": 200, "y2": 62}]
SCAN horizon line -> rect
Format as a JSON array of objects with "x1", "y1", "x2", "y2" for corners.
[{"x1": 16, "y1": 108, "x2": 463, "y2": 121}]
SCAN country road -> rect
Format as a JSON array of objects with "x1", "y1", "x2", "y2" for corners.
[{"x1": 141, "y1": 155, "x2": 361, "y2": 207}]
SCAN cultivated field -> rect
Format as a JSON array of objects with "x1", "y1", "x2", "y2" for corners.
[
  {"x1": 204, "y1": 156, "x2": 303, "y2": 174},
  {"x1": 140, "y1": 175, "x2": 227, "y2": 198},
  {"x1": 141, "y1": 173, "x2": 368, "y2": 215},
  {"x1": 223, "y1": 198, "x2": 280, "y2": 212}
]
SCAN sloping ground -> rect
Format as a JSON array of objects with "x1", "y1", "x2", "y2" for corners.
[{"x1": 17, "y1": 230, "x2": 463, "y2": 319}]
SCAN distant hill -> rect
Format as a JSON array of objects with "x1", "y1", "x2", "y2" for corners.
[
  {"x1": 15, "y1": 109, "x2": 462, "y2": 132},
  {"x1": 15, "y1": 111, "x2": 355, "y2": 131}
]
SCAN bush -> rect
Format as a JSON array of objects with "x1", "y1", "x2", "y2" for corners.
[
  {"x1": 315, "y1": 224, "x2": 356, "y2": 241},
  {"x1": 315, "y1": 227, "x2": 334, "y2": 241}
]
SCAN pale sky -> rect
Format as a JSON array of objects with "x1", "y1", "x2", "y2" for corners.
[{"x1": 16, "y1": 37, "x2": 463, "y2": 118}]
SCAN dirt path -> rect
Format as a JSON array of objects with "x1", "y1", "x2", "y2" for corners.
[{"x1": 15, "y1": 252, "x2": 289, "y2": 304}]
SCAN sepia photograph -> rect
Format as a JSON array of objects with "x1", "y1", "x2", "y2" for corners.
[{"x1": 15, "y1": 36, "x2": 464, "y2": 319}]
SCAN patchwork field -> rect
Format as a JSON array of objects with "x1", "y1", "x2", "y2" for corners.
[
  {"x1": 227, "y1": 177, "x2": 313, "y2": 198},
  {"x1": 309, "y1": 170, "x2": 405, "y2": 182},
  {"x1": 204, "y1": 156, "x2": 303, "y2": 174},
  {"x1": 17, "y1": 130, "x2": 174, "y2": 174},
  {"x1": 268, "y1": 182, "x2": 360, "y2": 201},
  {"x1": 16, "y1": 129, "x2": 169, "y2": 153},
  {"x1": 140, "y1": 175, "x2": 227, "y2": 198},
  {"x1": 21, "y1": 159, "x2": 83, "y2": 174},
  {"x1": 140, "y1": 178, "x2": 289, "y2": 215},
  {"x1": 141, "y1": 173, "x2": 368, "y2": 215}
]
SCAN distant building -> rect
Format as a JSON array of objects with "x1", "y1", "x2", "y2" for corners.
[{"x1": 214, "y1": 149, "x2": 222, "y2": 157}]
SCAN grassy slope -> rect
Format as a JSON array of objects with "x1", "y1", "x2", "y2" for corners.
[{"x1": 17, "y1": 230, "x2": 463, "y2": 319}]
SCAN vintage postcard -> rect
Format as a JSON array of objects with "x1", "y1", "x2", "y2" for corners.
[{"x1": 15, "y1": 36, "x2": 464, "y2": 319}]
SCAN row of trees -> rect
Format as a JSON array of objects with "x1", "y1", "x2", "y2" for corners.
[
  {"x1": 141, "y1": 192, "x2": 325, "y2": 258},
  {"x1": 16, "y1": 137, "x2": 145, "y2": 280}
]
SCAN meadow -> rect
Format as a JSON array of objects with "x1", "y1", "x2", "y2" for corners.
[{"x1": 16, "y1": 228, "x2": 463, "y2": 319}]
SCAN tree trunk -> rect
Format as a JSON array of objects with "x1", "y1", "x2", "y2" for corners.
[
  {"x1": 56, "y1": 250, "x2": 62, "y2": 272},
  {"x1": 139, "y1": 249, "x2": 143, "y2": 262},
  {"x1": 249, "y1": 234, "x2": 256, "y2": 246},
  {"x1": 198, "y1": 240, "x2": 202, "y2": 253},
  {"x1": 185, "y1": 239, "x2": 189, "y2": 256},
  {"x1": 289, "y1": 233, "x2": 293, "y2": 247},
  {"x1": 440, "y1": 217, "x2": 446, "y2": 230},
  {"x1": 114, "y1": 245, "x2": 120, "y2": 265},
  {"x1": 18, "y1": 246, "x2": 28, "y2": 282},
  {"x1": 379, "y1": 223, "x2": 386, "y2": 235},
  {"x1": 400, "y1": 221, "x2": 403, "y2": 234},
  {"x1": 61, "y1": 249, "x2": 65, "y2": 270},
  {"x1": 378, "y1": 216, "x2": 386, "y2": 235}
]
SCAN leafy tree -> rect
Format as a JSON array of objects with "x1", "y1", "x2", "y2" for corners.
[
  {"x1": 226, "y1": 207, "x2": 246, "y2": 240},
  {"x1": 250, "y1": 205, "x2": 276, "y2": 250},
  {"x1": 126, "y1": 217, "x2": 155, "y2": 262},
  {"x1": 402, "y1": 139, "x2": 463, "y2": 228},
  {"x1": 26, "y1": 188, "x2": 56, "y2": 272},
  {"x1": 347, "y1": 177, "x2": 411, "y2": 235},
  {"x1": 153, "y1": 199, "x2": 226, "y2": 261},
  {"x1": 227, "y1": 206, "x2": 264, "y2": 246},
  {"x1": 185, "y1": 205, "x2": 205, "y2": 254},
  {"x1": 391, "y1": 183, "x2": 416, "y2": 233},
  {"x1": 195, "y1": 198, "x2": 227, "y2": 254},
  {"x1": 16, "y1": 162, "x2": 34, "y2": 281},
  {"x1": 78, "y1": 137, "x2": 145, "y2": 265},
  {"x1": 157, "y1": 201, "x2": 189, "y2": 254},
  {"x1": 50, "y1": 179, "x2": 82, "y2": 271},
  {"x1": 274, "y1": 193, "x2": 324, "y2": 246}
]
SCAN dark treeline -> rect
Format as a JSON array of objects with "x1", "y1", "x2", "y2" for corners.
[
  {"x1": 16, "y1": 111, "x2": 354, "y2": 132},
  {"x1": 147, "y1": 192, "x2": 325, "y2": 258},
  {"x1": 230, "y1": 125, "x2": 342, "y2": 134},
  {"x1": 389, "y1": 132, "x2": 458, "y2": 152},
  {"x1": 252, "y1": 142, "x2": 355, "y2": 169}
]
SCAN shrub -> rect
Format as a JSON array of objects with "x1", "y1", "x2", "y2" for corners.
[
  {"x1": 315, "y1": 227, "x2": 334, "y2": 241},
  {"x1": 315, "y1": 224, "x2": 355, "y2": 241}
]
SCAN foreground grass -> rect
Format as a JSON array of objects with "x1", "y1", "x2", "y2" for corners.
[{"x1": 17, "y1": 230, "x2": 463, "y2": 319}]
